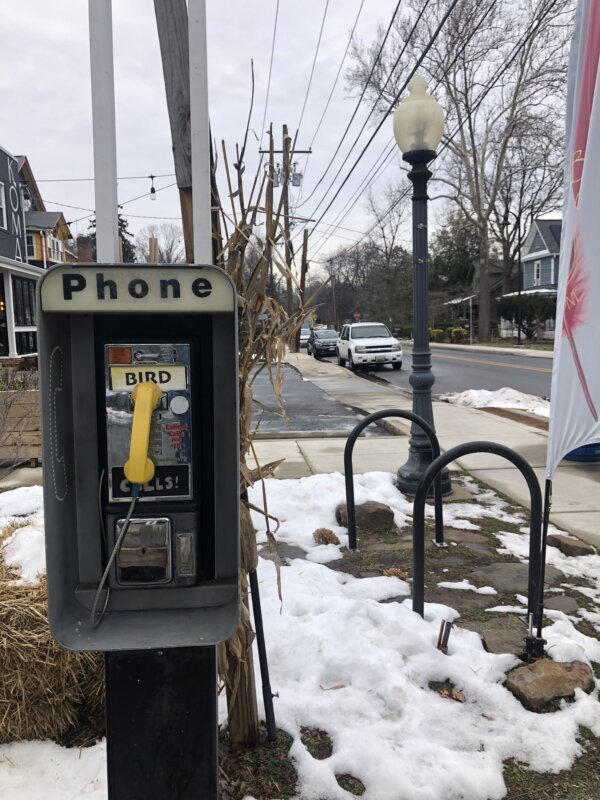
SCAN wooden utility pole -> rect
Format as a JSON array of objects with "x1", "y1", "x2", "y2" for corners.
[
  {"x1": 149, "y1": 236, "x2": 159, "y2": 264},
  {"x1": 331, "y1": 273, "x2": 338, "y2": 331},
  {"x1": 154, "y1": 0, "x2": 194, "y2": 262},
  {"x1": 154, "y1": 0, "x2": 260, "y2": 750},
  {"x1": 258, "y1": 136, "x2": 311, "y2": 309},
  {"x1": 282, "y1": 125, "x2": 294, "y2": 327},
  {"x1": 295, "y1": 229, "x2": 309, "y2": 351}
]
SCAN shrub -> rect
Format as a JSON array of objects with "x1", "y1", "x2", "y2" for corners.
[
  {"x1": 429, "y1": 328, "x2": 445, "y2": 342},
  {"x1": 392, "y1": 325, "x2": 412, "y2": 339},
  {"x1": 451, "y1": 327, "x2": 468, "y2": 343}
]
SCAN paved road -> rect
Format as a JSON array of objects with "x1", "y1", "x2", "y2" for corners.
[
  {"x1": 310, "y1": 343, "x2": 553, "y2": 398},
  {"x1": 251, "y1": 364, "x2": 386, "y2": 436}
]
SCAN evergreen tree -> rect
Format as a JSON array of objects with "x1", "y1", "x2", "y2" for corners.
[{"x1": 88, "y1": 214, "x2": 136, "y2": 262}]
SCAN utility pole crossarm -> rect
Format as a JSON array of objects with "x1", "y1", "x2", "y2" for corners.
[{"x1": 258, "y1": 148, "x2": 312, "y2": 154}]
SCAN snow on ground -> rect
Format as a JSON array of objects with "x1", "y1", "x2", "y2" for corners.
[
  {"x1": 1, "y1": 475, "x2": 600, "y2": 800},
  {"x1": 437, "y1": 579, "x2": 497, "y2": 595},
  {"x1": 0, "y1": 485, "x2": 44, "y2": 524},
  {"x1": 247, "y1": 472, "x2": 525, "y2": 558},
  {"x1": 496, "y1": 524, "x2": 600, "y2": 656},
  {"x1": 440, "y1": 387, "x2": 550, "y2": 418}
]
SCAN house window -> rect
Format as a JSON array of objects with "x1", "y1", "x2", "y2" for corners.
[
  {"x1": 15, "y1": 331, "x2": 37, "y2": 355},
  {"x1": 48, "y1": 236, "x2": 62, "y2": 262},
  {"x1": 533, "y1": 260, "x2": 541, "y2": 286},
  {"x1": 11, "y1": 276, "x2": 37, "y2": 326},
  {"x1": 26, "y1": 235, "x2": 35, "y2": 259},
  {"x1": 0, "y1": 275, "x2": 8, "y2": 356},
  {"x1": 0, "y1": 182, "x2": 6, "y2": 229}
]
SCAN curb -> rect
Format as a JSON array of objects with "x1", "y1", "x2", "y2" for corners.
[{"x1": 399, "y1": 341, "x2": 554, "y2": 359}]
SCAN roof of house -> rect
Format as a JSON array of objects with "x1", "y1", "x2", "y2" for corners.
[
  {"x1": 525, "y1": 218, "x2": 562, "y2": 257},
  {"x1": 536, "y1": 218, "x2": 562, "y2": 252},
  {"x1": 0, "y1": 143, "x2": 17, "y2": 160},
  {"x1": 502, "y1": 287, "x2": 557, "y2": 298},
  {"x1": 25, "y1": 211, "x2": 63, "y2": 231},
  {"x1": 16, "y1": 155, "x2": 46, "y2": 213}
]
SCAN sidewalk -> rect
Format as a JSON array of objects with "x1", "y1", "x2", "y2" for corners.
[
  {"x1": 249, "y1": 352, "x2": 600, "y2": 548},
  {"x1": 417, "y1": 341, "x2": 554, "y2": 359}
]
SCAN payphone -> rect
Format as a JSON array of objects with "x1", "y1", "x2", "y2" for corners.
[{"x1": 38, "y1": 263, "x2": 240, "y2": 651}]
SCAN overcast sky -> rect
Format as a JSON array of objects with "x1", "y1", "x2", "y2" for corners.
[{"x1": 0, "y1": 0, "x2": 416, "y2": 262}]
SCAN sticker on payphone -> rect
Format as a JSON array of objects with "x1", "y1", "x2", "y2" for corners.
[{"x1": 105, "y1": 343, "x2": 193, "y2": 502}]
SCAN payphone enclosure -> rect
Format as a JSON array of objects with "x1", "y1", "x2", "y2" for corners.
[{"x1": 38, "y1": 264, "x2": 240, "y2": 651}]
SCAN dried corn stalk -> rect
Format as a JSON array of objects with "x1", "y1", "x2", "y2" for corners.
[{"x1": 212, "y1": 118, "x2": 315, "y2": 746}]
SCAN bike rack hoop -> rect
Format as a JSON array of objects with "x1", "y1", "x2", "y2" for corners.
[
  {"x1": 344, "y1": 409, "x2": 444, "y2": 550},
  {"x1": 411, "y1": 441, "x2": 543, "y2": 657}
]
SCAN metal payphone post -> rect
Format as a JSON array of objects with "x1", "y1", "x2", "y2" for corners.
[{"x1": 38, "y1": 263, "x2": 240, "y2": 650}]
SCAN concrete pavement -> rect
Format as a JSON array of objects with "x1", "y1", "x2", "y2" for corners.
[
  {"x1": 419, "y1": 341, "x2": 553, "y2": 359},
  {"x1": 248, "y1": 352, "x2": 600, "y2": 548}
]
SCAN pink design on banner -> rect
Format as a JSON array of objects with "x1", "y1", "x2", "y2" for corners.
[
  {"x1": 563, "y1": 234, "x2": 597, "y2": 420},
  {"x1": 562, "y1": 1, "x2": 600, "y2": 421}
]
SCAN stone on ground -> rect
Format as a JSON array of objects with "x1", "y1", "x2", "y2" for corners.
[
  {"x1": 544, "y1": 594, "x2": 579, "y2": 613},
  {"x1": 460, "y1": 615, "x2": 528, "y2": 656},
  {"x1": 470, "y1": 562, "x2": 563, "y2": 594},
  {"x1": 258, "y1": 543, "x2": 307, "y2": 563},
  {"x1": 335, "y1": 501, "x2": 395, "y2": 531},
  {"x1": 505, "y1": 659, "x2": 594, "y2": 711},
  {"x1": 546, "y1": 534, "x2": 595, "y2": 558},
  {"x1": 427, "y1": 588, "x2": 492, "y2": 613}
]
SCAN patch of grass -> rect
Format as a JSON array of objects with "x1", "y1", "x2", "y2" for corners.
[
  {"x1": 335, "y1": 773, "x2": 366, "y2": 796},
  {"x1": 300, "y1": 726, "x2": 333, "y2": 760},
  {"x1": 219, "y1": 729, "x2": 297, "y2": 800},
  {"x1": 428, "y1": 679, "x2": 457, "y2": 694},
  {"x1": 459, "y1": 608, "x2": 497, "y2": 624},
  {"x1": 0, "y1": 516, "x2": 31, "y2": 545},
  {"x1": 503, "y1": 727, "x2": 600, "y2": 799}
]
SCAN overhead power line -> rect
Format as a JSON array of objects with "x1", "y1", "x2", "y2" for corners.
[
  {"x1": 294, "y1": 0, "x2": 366, "y2": 208},
  {"x1": 306, "y1": 0, "x2": 462, "y2": 248},
  {"x1": 66, "y1": 181, "x2": 178, "y2": 226},
  {"x1": 306, "y1": 0, "x2": 366, "y2": 153},
  {"x1": 296, "y1": 0, "x2": 331, "y2": 138},
  {"x1": 296, "y1": 0, "x2": 405, "y2": 209},
  {"x1": 259, "y1": 0, "x2": 281, "y2": 147},
  {"x1": 310, "y1": 0, "x2": 559, "y2": 261},
  {"x1": 301, "y1": 0, "x2": 432, "y2": 216},
  {"x1": 32, "y1": 172, "x2": 175, "y2": 183},
  {"x1": 307, "y1": 0, "x2": 499, "y2": 255}
]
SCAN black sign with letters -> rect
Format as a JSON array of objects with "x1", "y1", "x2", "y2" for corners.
[{"x1": 111, "y1": 465, "x2": 190, "y2": 499}]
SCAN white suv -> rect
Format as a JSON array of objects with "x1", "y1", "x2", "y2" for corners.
[{"x1": 337, "y1": 322, "x2": 402, "y2": 371}]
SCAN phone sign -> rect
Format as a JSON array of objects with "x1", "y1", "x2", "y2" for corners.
[{"x1": 110, "y1": 365, "x2": 187, "y2": 391}]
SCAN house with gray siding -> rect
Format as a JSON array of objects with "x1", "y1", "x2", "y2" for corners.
[
  {"x1": 0, "y1": 144, "x2": 44, "y2": 362},
  {"x1": 522, "y1": 218, "x2": 561, "y2": 290}
]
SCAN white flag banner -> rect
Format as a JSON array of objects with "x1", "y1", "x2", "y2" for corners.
[{"x1": 546, "y1": 0, "x2": 600, "y2": 477}]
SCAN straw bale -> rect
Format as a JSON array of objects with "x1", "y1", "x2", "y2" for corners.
[{"x1": 0, "y1": 561, "x2": 104, "y2": 746}]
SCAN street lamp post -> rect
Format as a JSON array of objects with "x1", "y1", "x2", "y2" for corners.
[{"x1": 393, "y1": 75, "x2": 451, "y2": 495}]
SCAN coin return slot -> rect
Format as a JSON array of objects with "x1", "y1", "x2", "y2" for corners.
[{"x1": 116, "y1": 518, "x2": 172, "y2": 586}]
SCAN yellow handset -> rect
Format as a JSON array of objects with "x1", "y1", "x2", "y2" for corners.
[{"x1": 123, "y1": 382, "x2": 163, "y2": 486}]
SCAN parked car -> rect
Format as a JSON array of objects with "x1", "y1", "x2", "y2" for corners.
[
  {"x1": 299, "y1": 325, "x2": 311, "y2": 347},
  {"x1": 307, "y1": 329, "x2": 338, "y2": 358},
  {"x1": 336, "y1": 322, "x2": 402, "y2": 371}
]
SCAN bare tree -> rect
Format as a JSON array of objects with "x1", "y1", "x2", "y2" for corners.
[
  {"x1": 135, "y1": 223, "x2": 185, "y2": 263},
  {"x1": 347, "y1": 0, "x2": 573, "y2": 339},
  {"x1": 490, "y1": 118, "x2": 564, "y2": 292},
  {"x1": 365, "y1": 187, "x2": 411, "y2": 326}
]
